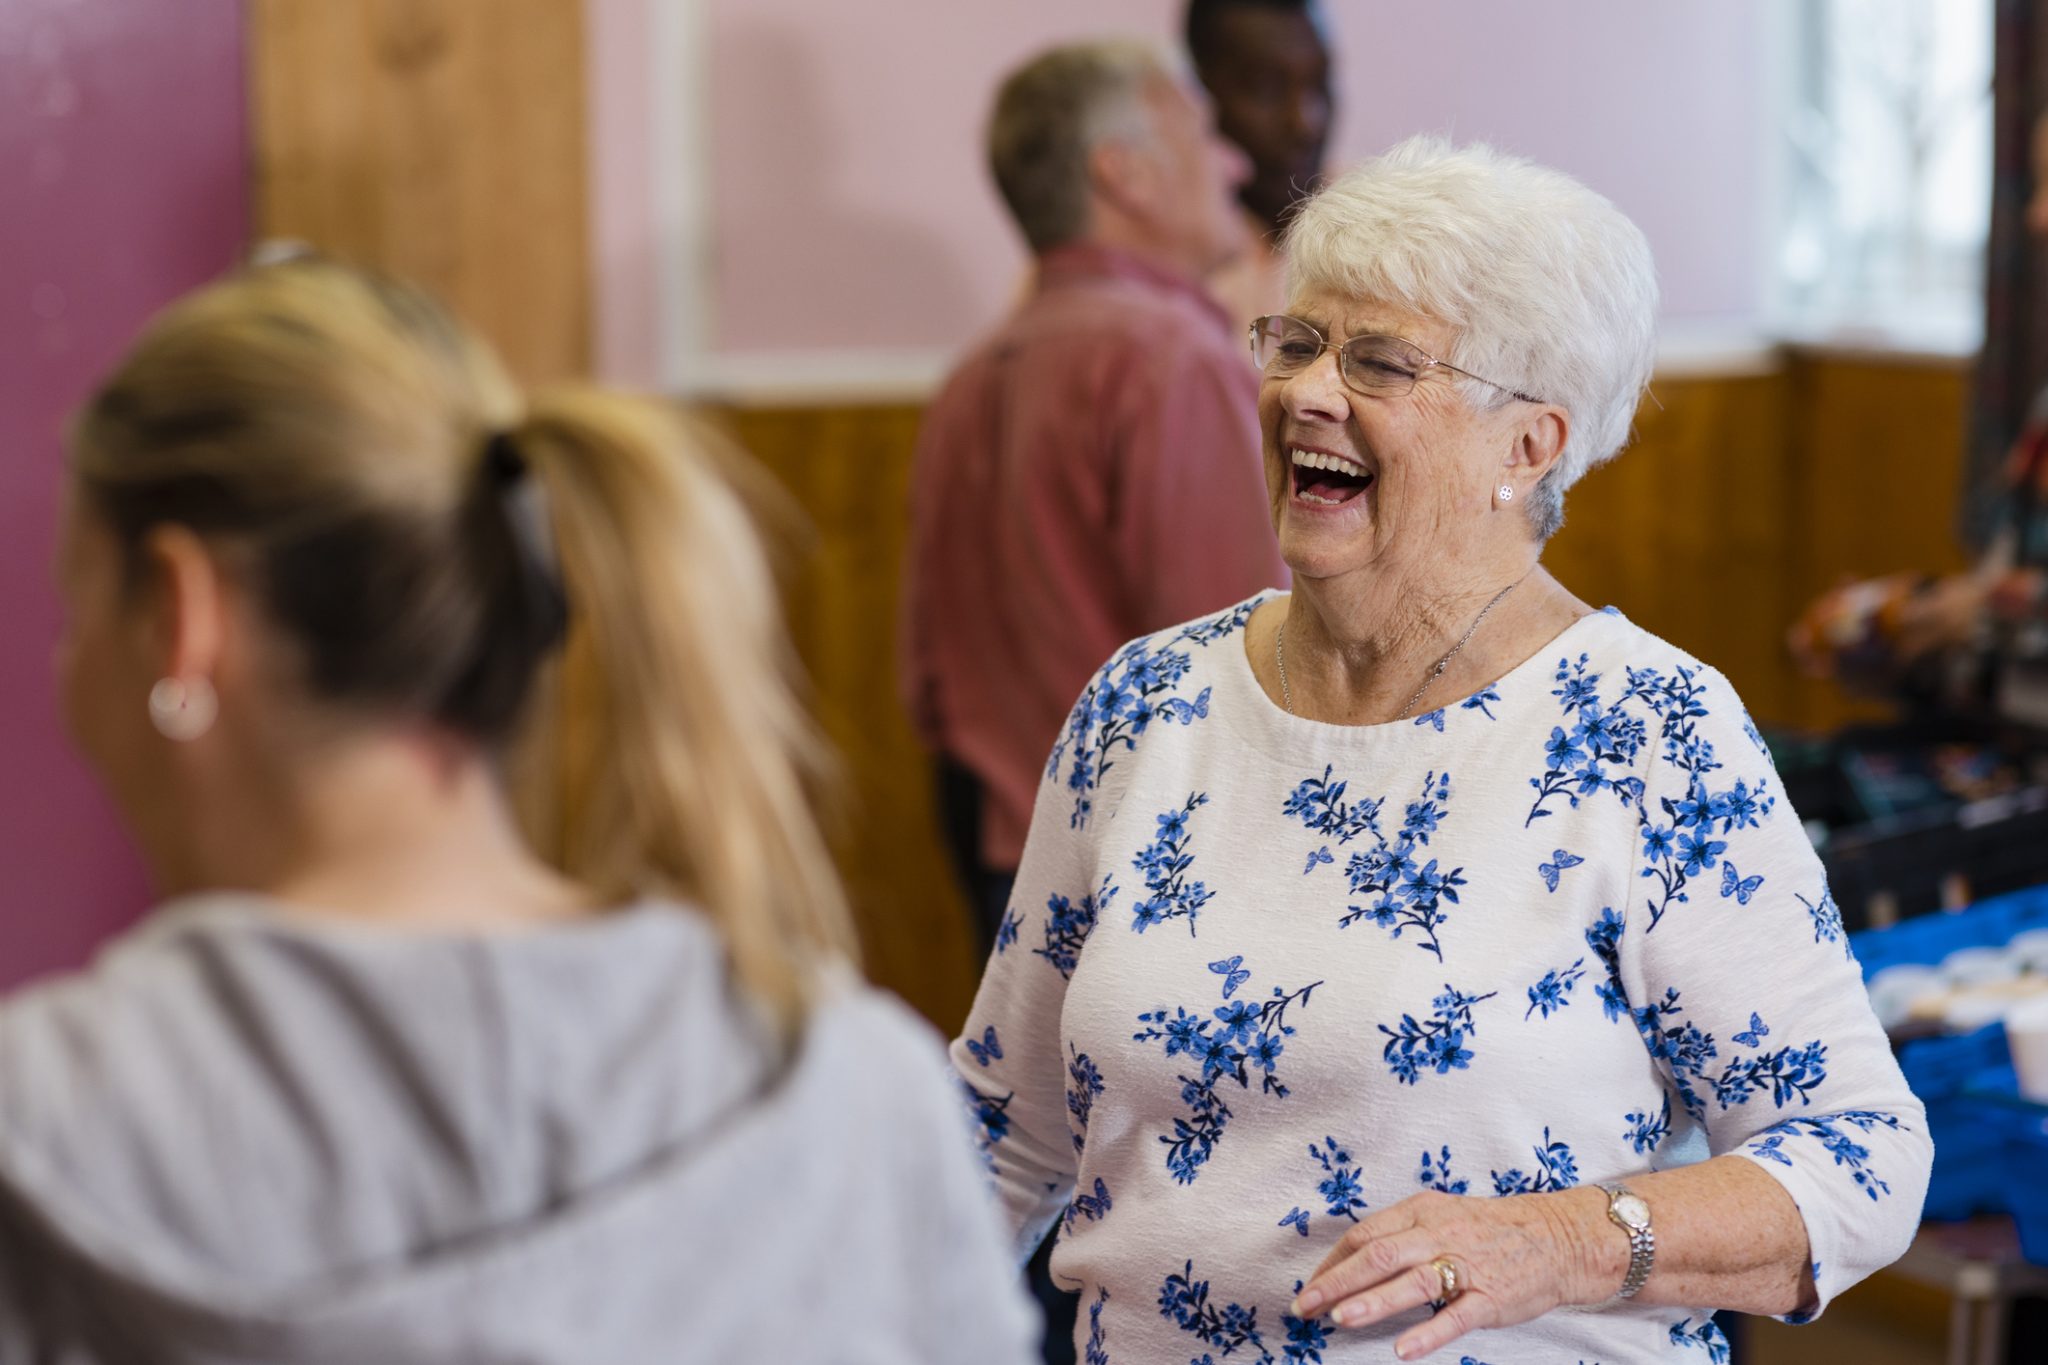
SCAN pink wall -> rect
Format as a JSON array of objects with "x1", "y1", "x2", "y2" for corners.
[
  {"x1": 686, "y1": 0, "x2": 1767, "y2": 362},
  {"x1": 588, "y1": 0, "x2": 661, "y2": 388},
  {"x1": 0, "y1": 0, "x2": 247, "y2": 988}
]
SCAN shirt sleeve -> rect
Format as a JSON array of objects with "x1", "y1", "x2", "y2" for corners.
[
  {"x1": 1110, "y1": 339, "x2": 1288, "y2": 628},
  {"x1": 1610, "y1": 663, "x2": 1931, "y2": 1322},
  {"x1": 949, "y1": 662, "x2": 1124, "y2": 1263}
]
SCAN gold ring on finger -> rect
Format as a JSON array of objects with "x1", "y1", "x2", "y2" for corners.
[{"x1": 1430, "y1": 1256, "x2": 1465, "y2": 1302}]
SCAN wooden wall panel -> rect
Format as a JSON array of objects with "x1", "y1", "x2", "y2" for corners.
[
  {"x1": 712, "y1": 404, "x2": 983, "y2": 1032},
  {"x1": 247, "y1": 0, "x2": 590, "y2": 384},
  {"x1": 1783, "y1": 353, "x2": 1973, "y2": 732},
  {"x1": 1548, "y1": 370, "x2": 1797, "y2": 724},
  {"x1": 714, "y1": 358, "x2": 1976, "y2": 1028}
]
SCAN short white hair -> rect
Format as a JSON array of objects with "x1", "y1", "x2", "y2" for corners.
[{"x1": 1283, "y1": 136, "x2": 1658, "y2": 539}]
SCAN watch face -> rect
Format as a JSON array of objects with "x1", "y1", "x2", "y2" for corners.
[{"x1": 1615, "y1": 1193, "x2": 1651, "y2": 1228}]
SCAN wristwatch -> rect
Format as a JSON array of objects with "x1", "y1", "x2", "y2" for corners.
[{"x1": 1599, "y1": 1182, "x2": 1655, "y2": 1299}]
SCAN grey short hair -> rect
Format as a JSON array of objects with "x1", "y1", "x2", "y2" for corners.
[
  {"x1": 1284, "y1": 137, "x2": 1658, "y2": 540},
  {"x1": 987, "y1": 41, "x2": 1169, "y2": 254}
]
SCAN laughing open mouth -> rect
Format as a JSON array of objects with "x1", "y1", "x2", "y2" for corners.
[{"x1": 1290, "y1": 447, "x2": 1375, "y2": 507}]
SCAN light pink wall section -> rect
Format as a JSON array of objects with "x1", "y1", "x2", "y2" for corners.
[
  {"x1": 0, "y1": 0, "x2": 247, "y2": 988},
  {"x1": 1322, "y1": 3, "x2": 1768, "y2": 330},
  {"x1": 588, "y1": 0, "x2": 662, "y2": 388},
  {"x1": 593, "y1": 0, "x2": 1768, "y2": 369},
  {"x1": 704, "y1": 0, "x2": 1183, "y2": 353}
]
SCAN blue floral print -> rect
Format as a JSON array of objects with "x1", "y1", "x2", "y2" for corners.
[
  {"x1": 1036, "y1": 876, "x2": 1118, "y2": 980},
  {"x1": 1131, "y1": 794, "x2": 1215, "y2": 935},
  {"x1": 1415, "y1": 686, "x2": 1503, "y2": 733},
  {"x1": 1085, "y1": 1288, "x2": 1110, "y2": 1365},
  {"x1": 1798, "y1": 888, "x2": 1847, "y2": 952},
  {"x1": 1622, "y1": 983, "x2": 1830, "y2": 1122},
  {"x1": 965, "y1": 1026, "x2": 1002, "y2": 1067},
  {"x1": 1525, "y1": 654, "x2": 1651, "y2": 825},
  {"x1": 1538, "y1": 848, "x2": 1586, "y2": 893},
  {"x1": 1380, "y1": 984, "x2": 1497, "y2": 1084},
  {"x1": 1066, "y1": 1176, "x2": 1113, "y2": 1230},
  {"x1": 995, "y1": 906, "x2": 1022, "y2": 954},
  {"x1": 1135, "y1": 974, "x2": 1322, "y2": 1183},
  {"x1": 1048, "y1": 602, "x2": 1252, "y2": 829},
  {"x1": 1158, "y1": 1261, "x2": 1265, "y2": 1360},
  {"x1": 1526, "y1": 656, "x2": 1778, "y2": 931},
  {"x1": 1418, "y1": 1145, "x2": 1469, "y2": 1195},
  {"x1": 1280, "y1": 1136, "x2": 1368, "y2": 1234},
  {"x1": 1492, "y1": 1126, "x2": 1581, "y2": 1194},
  {"x1": 1625, "y1": 666, "x2": 1777, "y2": 929},
  {"x1": 1158, "y1": 1263, "x2": 1327, "y2": 1365},
  {"x1": 1669, "y1": 1316, "x2": 1732, "y2": 1363},
  {"x1": 1286, "y1": 766, "x2": 1469, "y2": 960},
  {"x1": 1526, "y1": 958, "x2": 1588, "y2": 1019},
  {"x1": 1585, "y1": 907, "x2": 1632, "y2": 1022},
  {"x1": 963, "y1": 1080, "x2": 1013, "y2": 1154},
  {"x1": 1068, "y1": 1044, "x2": 1104, "y2": 1154},
  {"x1": 1626, "y1": 1093, "x2": 1673, "y2": 1154},
  {"x1": 1209, "y1": 955, "x2": 1252, "y2": 997},
  {"x1": 1745, "y1": 1111, "x2": 1910, "y2": 1201},
  {"x1": 1719, "y1": 862, "x2": 1763, "y2": 905}
]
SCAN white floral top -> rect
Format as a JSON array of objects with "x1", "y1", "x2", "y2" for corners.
[{"x1": 952, "y1": 594, "x2": 1931, "y2": 1365}]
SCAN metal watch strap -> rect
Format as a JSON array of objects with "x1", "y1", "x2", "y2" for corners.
[{"x1": 1600, "y1": 1183, "x2": 1655, "y2": 1300}]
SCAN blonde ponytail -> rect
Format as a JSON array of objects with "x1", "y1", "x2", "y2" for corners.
[
  {"x1": 76, "y1": 258, "x2": 856, "y2": 1039},
  {"x1": 509, "y1": 391, "x2": 858, "y2": 1034}
]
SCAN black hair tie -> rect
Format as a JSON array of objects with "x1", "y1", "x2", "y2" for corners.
[
  {"x1": 480, "y1": 430, "x2": 568, "y2": 652},
  {"x1": 483, "y1": 429, "x2": 529, "y2": 486},
  {"x1": 435, "y1": 429, "x2": 570, "y2": 738}
]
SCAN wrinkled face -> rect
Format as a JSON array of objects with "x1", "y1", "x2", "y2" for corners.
[
  {"x1": 53, "y1": 485, "x2": 156, "y2": 814},
  {"x1": 1195, "y1": 5, "x2": 1333, "y2": 227},
  {"x1": 1258, "y1": 288, "x2": 1526, "y2": 582},
  {"x1": 1138, "y1": 74, "x2": 1255, "y2": 277}
]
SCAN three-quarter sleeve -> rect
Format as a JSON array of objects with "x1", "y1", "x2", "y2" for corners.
[
  {"x1": 949, "y1": 666, "x2": 1125, "y2": 1264},
  {"x1": 1611, "y1": 663, "x2": 1931, "y2": 1321}
]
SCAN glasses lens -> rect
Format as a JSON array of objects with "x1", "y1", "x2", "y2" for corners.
[
  {"x1": 1253, "y1": 316, "x2": 1323, "y2": 373},
  {"x1": 1339, "y1": 336, "x2": 1427, "y2": 395}
]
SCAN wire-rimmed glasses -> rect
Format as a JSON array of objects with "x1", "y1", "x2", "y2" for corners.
[{"x1": 1248, "y1": 314, "x2": 1546, "y2": 405}]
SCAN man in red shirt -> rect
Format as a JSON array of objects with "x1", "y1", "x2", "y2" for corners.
[{"x1": 901, "y1": 40, "x2": 1288, "y2": 957}]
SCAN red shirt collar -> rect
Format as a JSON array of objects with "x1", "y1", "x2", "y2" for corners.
[{"x1": 1035, "y1": 242, "x2": 1230, "y2": 330}]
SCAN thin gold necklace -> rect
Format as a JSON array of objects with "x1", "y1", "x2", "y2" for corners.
[{"x1": 1276, "y1": 576, "x2": 1527, "y2": 721}]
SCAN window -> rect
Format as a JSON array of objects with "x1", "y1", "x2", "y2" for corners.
[{"x1": 1776, "y1": 0, "x2": 1994, "y2": 350}]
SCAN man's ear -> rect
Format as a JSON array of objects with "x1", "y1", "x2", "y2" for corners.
[{"x1": 1087, "y1": 136, "x2": 1158, "y2": 225}]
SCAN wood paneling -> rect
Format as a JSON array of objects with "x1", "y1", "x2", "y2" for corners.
[
  {"x1": 711, "y1": 404, "x2": 983, "y2": 1031},
  {"x1": 1783, "y1": 353, "x2": 1973, "y2": 732},
  {"x1": 247, "y1": 0, "x2": 590, "y2": 383},
  {"x1": 1549, "y1": 370, "x2": 1797, "y2": 723},
  {"x1": 716, "y1": 357, "x2": 1976, "y2": 1028}
]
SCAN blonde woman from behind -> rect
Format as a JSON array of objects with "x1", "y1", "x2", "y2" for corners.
[{"x1": 0, "y1": 259, "x2": 1035, "y2": 1364}]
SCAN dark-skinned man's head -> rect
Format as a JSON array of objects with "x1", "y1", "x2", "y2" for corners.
[{"x1": 1185, "y1": 0, "x2": 1333, "y2": 235}]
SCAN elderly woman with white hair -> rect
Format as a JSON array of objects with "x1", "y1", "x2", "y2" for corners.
[{"x1": 952, "y1": 137, "x2": 1931, "y2": 1363}]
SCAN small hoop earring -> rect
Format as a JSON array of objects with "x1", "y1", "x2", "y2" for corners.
[
  {"x1": 148, "y1": 676, "x2": 218, "y2": 742},
  {"x1": 1498, "y1": 485, "x2": 1515, "y2": 504}
]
